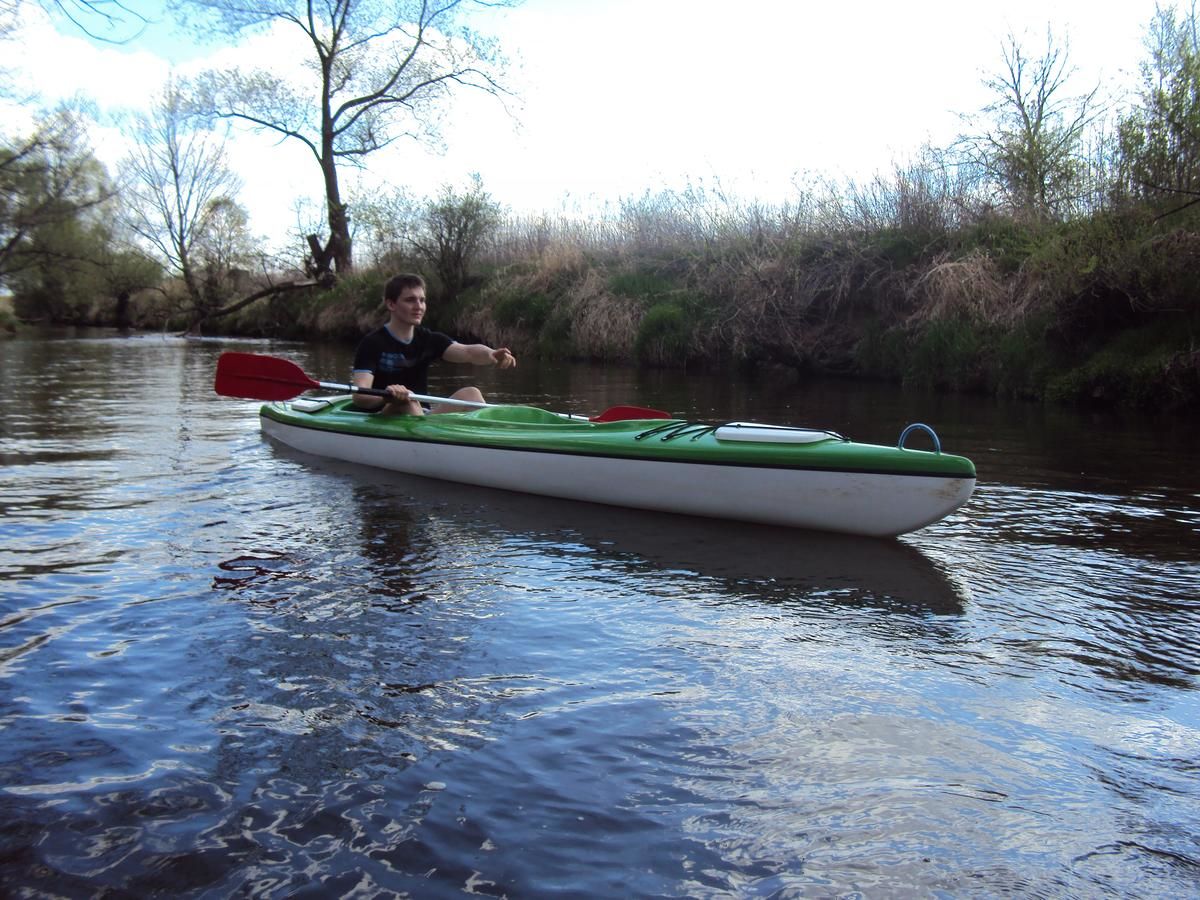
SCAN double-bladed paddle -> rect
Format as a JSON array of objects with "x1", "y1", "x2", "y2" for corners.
[{"x1": 213, "y1": 352, "x2": 673, "y2": 422}]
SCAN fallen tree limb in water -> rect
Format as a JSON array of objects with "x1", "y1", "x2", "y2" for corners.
[{"x1": 183, "y1": 276, "x2": 330, "y2": 337}]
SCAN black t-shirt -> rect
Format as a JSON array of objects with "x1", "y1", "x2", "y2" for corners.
[{"x1": 352, "y1": 325, "x2": 455, "y2": 394}]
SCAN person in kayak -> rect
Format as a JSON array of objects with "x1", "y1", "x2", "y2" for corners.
[{"x1": 351, "y1": 273, "x2": 517, "y2": 414}]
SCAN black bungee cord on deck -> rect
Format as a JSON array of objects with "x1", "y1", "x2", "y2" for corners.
[{"x1": 633, "y1": 421, "x2": 723, "y2": 442}]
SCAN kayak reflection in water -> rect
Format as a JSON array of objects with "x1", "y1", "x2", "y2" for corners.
[{"x1": 351, "y1": 272, "x2": 517, "y2": 415}]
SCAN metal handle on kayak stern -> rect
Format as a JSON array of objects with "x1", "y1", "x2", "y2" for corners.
[{"x1": 898, "y1": 423, "x2": 942, "y2": 453}]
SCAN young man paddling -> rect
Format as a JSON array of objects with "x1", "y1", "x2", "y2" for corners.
[{"x1": 352, "y1": 273, "x2": 516, "y2": 415}]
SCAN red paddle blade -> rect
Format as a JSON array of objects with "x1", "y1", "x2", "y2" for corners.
[
  {"x1": 589, "y1": 405, "x2": 673, "y2": 422},
  {"x1": 214, "y1": 352, "x2": 320, "y2": 401}
]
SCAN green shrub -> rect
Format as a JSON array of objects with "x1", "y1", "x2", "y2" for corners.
[
  {"x1": 1045, "y1": 352, "x2": 1166, "y2": 406},
  {"x1": 607, "y1": 270, "x2": 676, "y2": 301},
  {"x1": 991, "y1": 314, "x2": 1055, "y2": 399},
  {"x1": 904, "y1": 316, "x2": 987, "y2": 390},
  {"x1": 537, "y1": 307, "x2": 575, "y2": 357},
  {"x1": 494, "y1": 290, "x2": 554, "y2": 330},
  {"x1": 868, "y1": 228, "x2": 929, "y2": 268},
  {"x1": 853, "y1": 322, "x2": 908, "y2": 378},
  {"x1": 634, "y1": 302, "x2": 692, "y2": 365},
  {"x1": 955, "y1": 214, "x2": 1041, "y2": 274},
  {"x1": 1046, "y1": 314, "x2": 1200, "y2": 406}
]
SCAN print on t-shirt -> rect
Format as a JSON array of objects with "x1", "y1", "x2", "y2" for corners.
[{"x1": 380, "y1": 351, "x2": 413, "y2": 371}]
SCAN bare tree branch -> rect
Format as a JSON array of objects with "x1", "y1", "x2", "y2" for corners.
[
  {"x1": 117, "y1": 78, "x2": 247, "y2": 323},
  {"x1": 183, "y1": 0, "x2": 515, "y2": 274}
]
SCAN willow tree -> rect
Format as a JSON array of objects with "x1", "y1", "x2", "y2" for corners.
[{"x1": 183, "y1": 0, "x2": 512, "y2": 276}]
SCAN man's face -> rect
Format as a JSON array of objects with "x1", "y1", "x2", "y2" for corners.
[{"x1": 390, "y1": 287, "x2": 426, "y2": 325}]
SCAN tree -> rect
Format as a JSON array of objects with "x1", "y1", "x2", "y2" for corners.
[
  {"x1": 118, "y1": 80, "x2": 246, "y2": 325},
  {"x1": 957, "y1": 29, "x2": 1100, "y2": 221},
  {"x1": 183, "y1": 0, "x2": 513, "y2": 276},
  {"x1": 193, "y1": 195, "x2": 255, "y2": 306},
  {"x1": 6, "y1": 212, "x2": 160, "y2": 323},
  {"x1": 1117, "y1": 2, "x2": 1200, "y2": 215},
  {"x1": 94, "y1": 239, "x2": 163, "y2": 327},
  {"x1": 350, "y1": 182, "x2": 418, "y2": 266},
  {"x1": 0, "y1": 106, "x2": 111, "y2": 290},
  {"x1": 411, "y1": 174, "x2": 501, "y2": 300}
]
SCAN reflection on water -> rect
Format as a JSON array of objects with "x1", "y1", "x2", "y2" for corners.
[
  {"x1": 0, "y1": 331, "x2": 1198, "y2": 896},
  {"x1": 332, "y1": 448, "x2": 969, "y2": 614}
]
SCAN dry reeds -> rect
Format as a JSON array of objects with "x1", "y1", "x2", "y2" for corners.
[
  {"x1": 907, "y1": 251, "x2": 1017, "y2": 326},
  {"x1": 560, "y1": 269, "x2": 641, "y2": 360}
]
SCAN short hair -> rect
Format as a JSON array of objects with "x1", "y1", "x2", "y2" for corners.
[{"x1": 383, "y1": 273, "x2": 425, "y2": 301}]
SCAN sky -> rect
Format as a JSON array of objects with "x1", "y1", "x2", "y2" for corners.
[{"x1": 2, "y1": 0, "x2": 1167, "y2": 248}]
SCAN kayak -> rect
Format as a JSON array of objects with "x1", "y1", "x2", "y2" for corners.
[{"x1": 257, "y1": 397, "x2": 975, "y2": 537}]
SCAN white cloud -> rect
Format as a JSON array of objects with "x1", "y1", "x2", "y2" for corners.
[{"x1": 5, "y1": 4, "x2": 167, "y2": 111}]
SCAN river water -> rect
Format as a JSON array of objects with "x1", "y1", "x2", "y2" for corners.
[{"x1": 1, "y1": 330, "x2": 1198, "y2": 897}]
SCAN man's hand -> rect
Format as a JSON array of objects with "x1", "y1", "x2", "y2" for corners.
[
  {"x1": 492, "y1": 348, "x2": 517, "y2": 369},
  {"x1": 385, "y1": 384, "x2": 414, "y2": 404},
  {"x1": 378, "y1": 383, "x2": 421, "y2": 415}
]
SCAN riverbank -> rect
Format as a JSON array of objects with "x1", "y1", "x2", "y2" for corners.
[
  {"x1": 220, "y1": 200, "x2": 1200, "y2": 411},
  {"x1": 12, "y1": 200, "x2": 1199, "y2": 412}
]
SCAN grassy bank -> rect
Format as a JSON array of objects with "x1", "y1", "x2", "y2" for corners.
[
  {"x1": 222, "y1": 201, "x2": 1193, "y2": 411},
  {"x1": 442, "y1": 194, "x2": 1200, "y2": 411},
  {"x1": 23, "y1": 186, "x2": 1200, "y2": 413}
]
